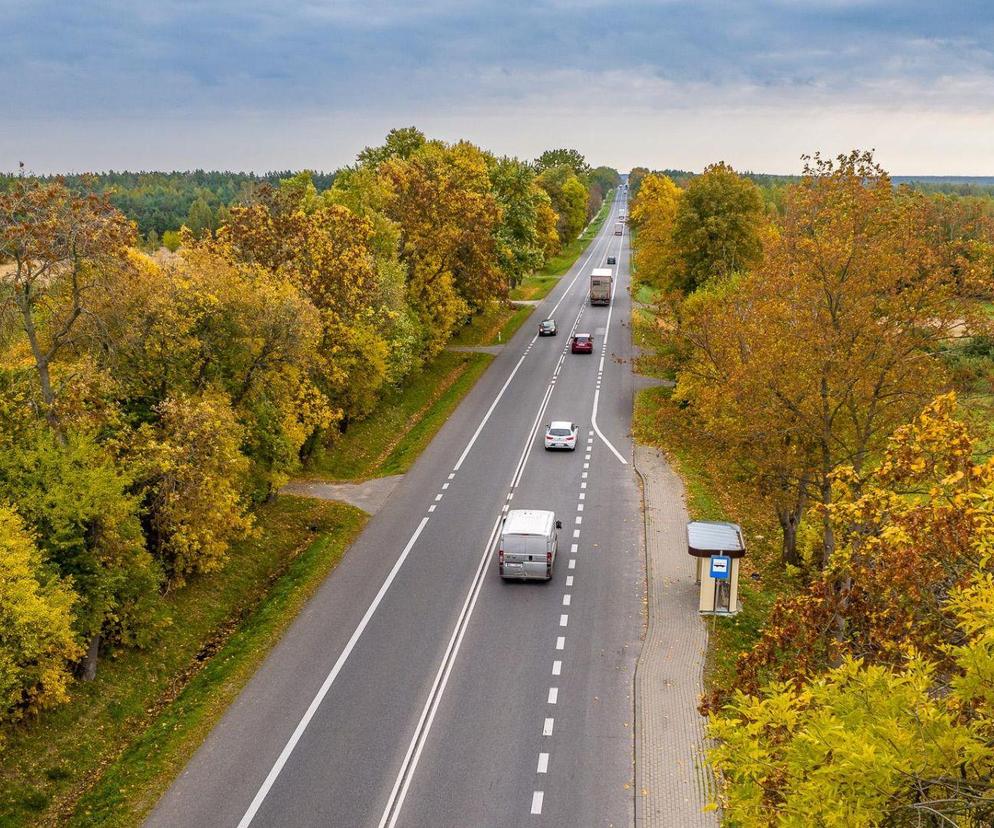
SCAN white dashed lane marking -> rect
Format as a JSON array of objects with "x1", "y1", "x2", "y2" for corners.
[
  {"x1": 537, "y1": 753, "x2": 549, "y2": 774},
  {"x1": 552, "y1": 660, "x2": 562, "y2": 675},
  {"x1": 548, "y1": 687, "x2": 559, "y2": 704},
  {"x1": 556, "y1": 636, "x2": 565, "y2": 650},
  {"x1": 559, "y1": 614, "x2": 568, "y2": 627},
  {"x1": 543, "y1": 718, "x2": 555, "y2": 736},
  {"x1": 531, "y1": 791, "x2": 544, "y2": 815}
]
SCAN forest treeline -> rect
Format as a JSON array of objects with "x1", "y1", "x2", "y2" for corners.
[
  {"x1": 0, "y1": 128, "x2": 617, "y2": 735},
  {"x1": 631, "y1": 152, "x2": 994, "y2": 823}
]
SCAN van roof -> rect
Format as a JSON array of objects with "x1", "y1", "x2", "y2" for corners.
[
  {"x1": 591, "y1": 267, "x2": 613, "y2": 277},
  {"x1": 502, "y1": 509, "x2": 555, "y2": 536}
]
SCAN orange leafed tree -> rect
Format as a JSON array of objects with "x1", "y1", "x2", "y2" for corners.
[{"x1": 676, "y1": 151, "x2": 972, "y2": 568}]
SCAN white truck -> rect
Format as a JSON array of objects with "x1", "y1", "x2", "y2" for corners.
[{"x1": 590, "y1": 267, "x2": 613, "y2": 306}]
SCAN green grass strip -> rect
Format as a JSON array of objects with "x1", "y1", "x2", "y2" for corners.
[{"x1": 65, "y1": 499, "x2": 366, "y2": 827}]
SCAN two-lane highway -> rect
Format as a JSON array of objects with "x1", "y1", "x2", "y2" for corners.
[{"x1": 147, "y1": 189, "x2": 642, "y2": 828}]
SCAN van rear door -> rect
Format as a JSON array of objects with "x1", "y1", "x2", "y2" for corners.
[{"x1": 501, "y1": 534, "x2": 549, "y2": 579}]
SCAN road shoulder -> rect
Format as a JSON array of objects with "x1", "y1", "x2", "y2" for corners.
[{"x1": 633, "y1": 444, "x2": 718, "y2": 826}]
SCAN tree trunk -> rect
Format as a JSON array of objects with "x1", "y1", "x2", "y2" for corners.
[
  {"x1": 777, "y1": 506, "x2": 802, "y2": 568},
  {"x1": 820, "y1": 473, "x2": 835, "y2": 569},
  {"x1": 79, "y1": 633, "x2": 101, "y2": 681}
]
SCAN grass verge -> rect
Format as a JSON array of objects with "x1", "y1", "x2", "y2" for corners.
[
  {"x1": 510, "y1": 191, "x2": 615, "y2": 301},
  {"x1": 634, "y1": 381, "x2": 785, "y2": 696},
  {"x1": 0, "y1": 497, "x2": 367, "y2": 828},
  {"x1": 308, "y1": 350, "x2": 493, "y2": 480}
]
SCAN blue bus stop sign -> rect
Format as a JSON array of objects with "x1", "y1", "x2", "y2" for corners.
[{"x1": 709, "y1": 555, "x2": 731, "y2": 580}]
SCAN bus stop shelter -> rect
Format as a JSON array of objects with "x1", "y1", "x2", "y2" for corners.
[{"x1": 687, "y1": 520, "x2": 746, "y2": 615}]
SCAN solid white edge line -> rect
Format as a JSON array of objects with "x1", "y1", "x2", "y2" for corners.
[
  {"x1": 590, "y1": 224, "x2": 630, "y2": 466},
  {"x1": 235, "y1": 516, "x2": 431, "y2": 828}
]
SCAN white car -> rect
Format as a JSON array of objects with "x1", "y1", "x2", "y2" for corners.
[{"x1": 544, "y1": 421, "x2": 579, "y2": 451}]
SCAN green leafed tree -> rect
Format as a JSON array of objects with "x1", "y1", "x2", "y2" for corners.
[
  {"x1": 536, "y1": 165, "x2": 589, "y2": 245},
  {"x1": 185, "y1": 195, "x2": 214, "y2": 239},
  {"x1": 671, "y1": 161, "x2": 765, "y2": 292},
  {"x1": 0, "y1": 429, "x2": 161, "y2": 679},
  {"x1": 535, "y1": 148, "x2": 590, "y2": 176}
]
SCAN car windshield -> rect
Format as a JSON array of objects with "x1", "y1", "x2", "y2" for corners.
[
  {"x1": 541, "y1": 320, "x2": 554, "y2": 327},
  {"x1": 549, "y1": 428, "x2": 572, "y2": 436}
]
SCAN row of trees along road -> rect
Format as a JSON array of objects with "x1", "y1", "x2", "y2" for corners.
[
  {"x1": 631, "y1": 151, "x2": 994, "y2": 823},
  {"x1": 0, "y1": 128, "x2": 617, "y2": 736}
]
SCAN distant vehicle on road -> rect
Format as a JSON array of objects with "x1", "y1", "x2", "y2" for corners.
[
  {"x1": 618, "y1": 214, "x2": 626, "y2": 222},
  {"x1": 590, "y1": 267, "x2": 613, "y2": 305},
  {"x1": 499, "y1": 509, "x2": 561, "y2": 581},
  {"x1": 571, "y1": 333, "x2": 593, "y2": 354},
  {"x1": 538, "y1": 318, "x2": 557, "y2": 336},
  {"x1": 606, "y1": 256, "x2": 616, "y2": 265},
  {"x1": 544, "y1": 420, "x2": 579, "y2": 451}
]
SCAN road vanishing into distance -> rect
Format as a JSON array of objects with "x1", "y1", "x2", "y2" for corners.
[{"x1": 148, "y1": 190, "x2": 644, "y2": 828}]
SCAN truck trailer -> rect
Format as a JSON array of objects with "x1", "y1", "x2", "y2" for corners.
[{"x1": 590, "y1": 267, "x2": 613, "y2": 305}]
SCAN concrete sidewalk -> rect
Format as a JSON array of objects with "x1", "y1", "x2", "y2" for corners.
[{"x1": 634, "y1": 444, "x2": 718, "y2": 827}]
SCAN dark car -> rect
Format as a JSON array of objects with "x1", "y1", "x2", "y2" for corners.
[
  {"x1": 538, "y1": 318, "x2": 557, "y2": 336},
  {"x1": 571, "y1": 333, "x2": 593, "y2": 354},
  {"x1": 606, "y1": 256, "x2": 616, "y2": 265}
]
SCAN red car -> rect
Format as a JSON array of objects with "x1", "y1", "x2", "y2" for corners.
[{"x1": 571, "y1": 333, "x2": 593, "y2": 354}]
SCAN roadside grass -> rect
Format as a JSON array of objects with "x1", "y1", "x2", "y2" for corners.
[
  {"x1": 450, "y1": 301, "x2": 516, "y2": 347},
  {"x1": 509, "y1": 191, "x2": 615, "y2": 302},
  {"x1": 0, "y1": 497, "x2": 367, "y2": 828},
  {"x1": 498, "y1": 304, "x2": 533, "y2": 344},
  {"x1": 308, "y1": 350, "x2": 492, "y2": 481}
]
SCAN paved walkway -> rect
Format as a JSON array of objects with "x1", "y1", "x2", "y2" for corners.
[
  {"x1": 445, "y1": 345, "x2": 504, "y2": 355},
  {"x1": 634, "y1": 444, "x2": 718, "y2": 827},
  {"x1": 280, "y1": 475, "x2": 404, "y2": 515}
]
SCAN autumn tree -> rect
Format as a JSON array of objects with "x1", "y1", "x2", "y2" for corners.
[
  {"x1": 224, "y1": 183, "x2": 391, "y2": 428},
  {"x1": 0, "y1": 180, "x2": 136, "y2": 430},
  {"x1": 379, "y1": 140, "x2": 504, "y2": 353},
  {"x1": 675, "y1": 152, "x2": 968, "y2": 567},
  {"x1": 86, "y1": 245, "x2": 329, "y2": 496},
  {"x1": 0, "y1": 504, "x2": 80, "y2": 729},
  {"x1": 628, "y1": 173, "x2": 682, "y2": 290},
  {"x1": 671, "y1": 161, "x2": 764, "y2": 292},
  {"x1": 135, "y1": 391, "x2": 253, "y2": 589},
  {"x1": 710, "y1": 396, "x2": 994, "y2": 822}
]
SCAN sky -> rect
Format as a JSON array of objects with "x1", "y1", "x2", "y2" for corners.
[{"x1": 4, "y1": 0, "x2": 994, "y2": 175}]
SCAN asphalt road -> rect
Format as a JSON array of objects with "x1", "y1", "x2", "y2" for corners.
[{"x1": 147, "y1": 189, "x2": 643, "y2": 828}]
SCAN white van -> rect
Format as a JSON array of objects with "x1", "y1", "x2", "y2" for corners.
[{"x1": 498, "y1": 509, "x2": 561, "y2": 581}]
